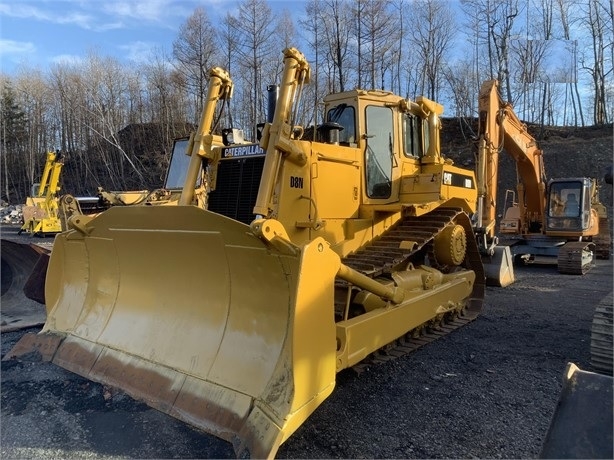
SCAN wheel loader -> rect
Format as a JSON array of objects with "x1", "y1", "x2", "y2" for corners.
[
  {"x1": 7, "y1": 48, "x2": 493, "y2": 458},
  {"x1": 474, "y1": 80, "x2": 610, "y2": 276}
]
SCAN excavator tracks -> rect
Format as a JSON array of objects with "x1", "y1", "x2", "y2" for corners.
[
  {"x1": 336, "y1": 207, "x2": 485, "y2": 372},
  {"x1": 594, "y1": 217, "x2": 611, "y2": 260},
  {"x1": 591, "y1": 294, "x2": 613, "y2": 375},
  {"x1": 557, "y1": 241, "x2": 595, "y2": 274}
]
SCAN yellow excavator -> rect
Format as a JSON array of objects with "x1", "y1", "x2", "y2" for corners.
[
  {"x1": 475, "y1": 80, "x2": 609, "y2": 275},
  {"x1": 9, "y1": 48, "x2": 496, "y2": 458},
  {"x1": 20, "y1": 151, "x2": 65, "y2": 235}
]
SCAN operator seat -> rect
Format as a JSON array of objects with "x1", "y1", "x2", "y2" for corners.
[{"x1": 564, "y1": 193, "x2": 579, "y2": 217}]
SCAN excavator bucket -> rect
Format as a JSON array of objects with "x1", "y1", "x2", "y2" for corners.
[
  {"x1": 7, "y1": 205, "x2": 341, "y2": 458},
  {"x1": 540, "y1": 363, "x2": 613, "y2": 459},
  {"x1": 1, "y1": 239, "x2": 49, "y2": 331},
  {"x1": 483, "y1": 245, "x2": 515, "y2": 287}
]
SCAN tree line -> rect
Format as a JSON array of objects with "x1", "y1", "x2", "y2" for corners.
[{"x1": 1, "y1": 0, "x2": 611, "y2": 204}]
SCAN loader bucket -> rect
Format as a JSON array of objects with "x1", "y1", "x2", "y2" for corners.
[
  {"x1": 0, "y1": 239, "x2": 48, "y2": 331},
  {"x1": 540, "y1": 363, "x2": 613, "y2": 459},
  {"x1": 483, "y1": 245, "x2": 515, "y2": 287},
  {"x1": 8, "y1": 205, "x2": 340, "y2": 458}
]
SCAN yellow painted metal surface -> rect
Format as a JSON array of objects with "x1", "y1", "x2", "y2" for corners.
[
  {"x1": 42, "y1": 206, "x2": 339, "y2": 458},
  {"x1": 21, "y1": 152, "x2": 64, "y2": 235}
]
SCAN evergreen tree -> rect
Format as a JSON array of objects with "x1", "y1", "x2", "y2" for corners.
[{"x1": 1, "y1": 81, "x2": 28, "y2": 202}]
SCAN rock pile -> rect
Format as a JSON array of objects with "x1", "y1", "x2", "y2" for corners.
[{"x1": 0, "y1": 204, "x2": 24, "y2": 224}]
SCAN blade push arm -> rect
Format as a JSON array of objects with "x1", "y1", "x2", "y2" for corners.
[
  {"x1": 179, "y1": 67, "x2": 233, "y2": 206},
  {"x1": 253, "y1": 48, "x2": 311, "y2": 217}
]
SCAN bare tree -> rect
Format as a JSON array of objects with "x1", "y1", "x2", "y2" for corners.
[
  {"x1": 444, "y1": 60, "x2": 477, "y2": 118},
  {"x1": 300, "y1": 0, "x2": 324, "y2": 115},
  {"x1": 390, "y1": 0, "x2": 408, "y2": 96},
  {"x1": 580, "y1": 0, "x2": 611, "y2": 124},
  {"x1": 318, "y1": 0, "x2": 354, "y2": 93},
  {"x1": 556, "y1": 0, "x2": 584, "y2": 126},
  {"x1": 16, "y1": 71, "x2": 53, "y2": 185},
  {"x1": 489, "y1": 0, "x2": 521, "y2": 102},
  {"x1": 143, "y1": 48, "x2": 192, "y2": 154},
  {"x1": 1, "y1": 78, "x2": 28, "y2": 202},
  {"x1": 173, "y1": 7, "x2": 220, "y2": 121},
  {"x1": 409, "y1": 0, "x2": 456, "y2": 101},
  {"x1": 355, "y1": 0, "x2": 398, "y2": 90},
  {"x1": 234, "y1": 0, "x2": 277, "y2": 140}
]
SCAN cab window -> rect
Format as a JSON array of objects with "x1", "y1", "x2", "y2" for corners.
[
  {"x1": 403, "y1": 113, "x2": 423, "y2": 158},
  {"x1": 548, "y1": 182, "x2": 582, "y2": 217},
  {"x1": 326, "y1": 104, "x2": 356, "y2": 145},
  {"x1": 365, "y1": 105, "x2": 393, "y2": 199}
]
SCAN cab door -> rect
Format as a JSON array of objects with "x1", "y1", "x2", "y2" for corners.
[{"x1": 364, "y1": 105, "x2": 394, "y2": 200}]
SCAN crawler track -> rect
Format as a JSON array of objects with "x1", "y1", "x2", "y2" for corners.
[
  {"x1": 591, "y1": 295, "x2": 613, "y2": 375},
  {"x1": 336, "y1": 207, "x2": 485, "y2": 372},
  {"x1": 594, "y1": 217, "x2": 611, "y2": 260},
  {"x1": 557, "y1": 241, "x2": 595, "y2": 274}
]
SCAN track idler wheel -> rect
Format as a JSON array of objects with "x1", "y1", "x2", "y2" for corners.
[{"x1": 433, "y1": 224, "x2": 467, "y2": 266}]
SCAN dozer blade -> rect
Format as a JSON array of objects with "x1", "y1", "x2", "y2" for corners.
[
  {"x1": 483, "y1": 245, "x2": 515, "y2": 287},
  {"x1": 0, "y1": 239, "x2": 48, "y2": 331},
  {"x1": 6, "y1": 206, "x2": 341, "y2": 458},
  {"x1": 540, "y1": 363, "x2": 613, "y2": 459}
]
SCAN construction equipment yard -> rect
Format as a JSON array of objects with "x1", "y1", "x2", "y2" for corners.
[
  {"x1": 2, "y1": 250, "x2": 611, "y2": 459},
  {"x1": 1, "y1": 49, "x2": 611, "y2": 458}
]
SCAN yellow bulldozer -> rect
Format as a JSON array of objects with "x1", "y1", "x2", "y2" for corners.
[{"x1": 9, "y1": 48, "x2": 496, "y2": 458}]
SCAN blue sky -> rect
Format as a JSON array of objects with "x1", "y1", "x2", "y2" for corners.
[{"x1": 0, "y1": 0, "x2": 303, "y2": 75}]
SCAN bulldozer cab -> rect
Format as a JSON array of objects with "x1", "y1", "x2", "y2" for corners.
[
  {"x1": 545, "y1": 178, "x2": 596, "y2": 234},
  {"x1": 320, "y1": 90, "x2": 475, "y2": 205}
]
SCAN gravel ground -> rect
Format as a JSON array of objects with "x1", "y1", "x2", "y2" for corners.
[{"x1": 1, "y1": 258, "x2": 612, "y2": 459}]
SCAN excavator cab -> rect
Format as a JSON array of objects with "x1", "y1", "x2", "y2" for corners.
[{"x1": 546, "y1": 178, "x2": 596, "y2": 234}]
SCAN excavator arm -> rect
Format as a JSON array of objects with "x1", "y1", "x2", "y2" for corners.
[
  {"x1": 36, "y1": 151, "x2": 63, "y2": 198},
  {"x1": 475, "y1": 80, "x2": 547, "y2": 239}
]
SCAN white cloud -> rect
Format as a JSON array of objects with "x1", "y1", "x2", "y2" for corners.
[
  {"x1": 102, "y1": 0, "x2": 198, "y2": 28},
  {"x1": 104, "y1": 1, "x2": 169, "y2": 21},
  {"x1": 0, "y1": 2, "x2": 121, "y2": 31},
  {"x1": 0, "y1": 3, "x2": 50, "y2": 21},
  {"x1": 49, "y1": 54, "x2": 84, "y2": 67},
  {"x1": 0, "y1": 39, "x2": 36, "y2": 56},
  {"x1": 119, "y1": 41, "x2": 155, "y2": 63}
]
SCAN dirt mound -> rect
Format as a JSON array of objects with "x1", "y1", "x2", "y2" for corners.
[{"x1": 440, "y1": 118, "x2": 613, "y2": 218}]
